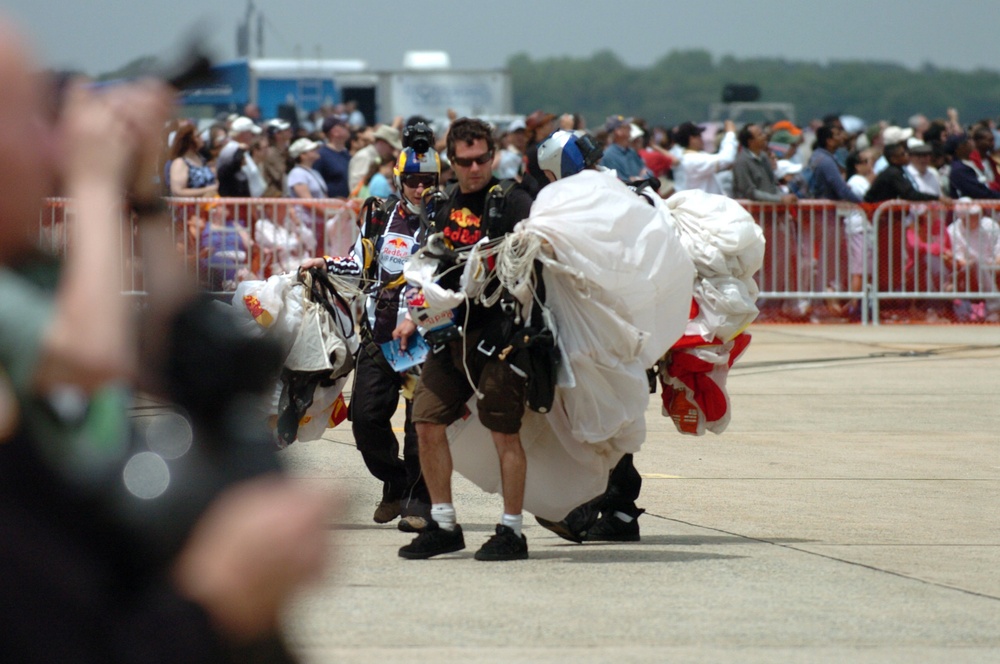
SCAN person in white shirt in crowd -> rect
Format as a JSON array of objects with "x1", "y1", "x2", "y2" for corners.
[
  {"x1": 948, "y1": 199, "x2": 1000, "y2": 320},
  {"x1": 671, "y1": 119, "x2": 737, "y2": 194},
  {"x1": 245, "y1": 135, "x2": 270, "y2": 199},
  {"x1": 843, "y1": 149, "x2": 876, "y2": 316},
  {"x1": 285, "y1": 138, "x2": 328, "y2": 246},
  {"x1": 905, "y1": 139, "x2": 943, "y2": 197},
  {"x1": 495, "y1": 118, "x2": 527, "y2": 180},
  {"x1": 216, "y1": 116, "x2": 264, "y2": 198}
]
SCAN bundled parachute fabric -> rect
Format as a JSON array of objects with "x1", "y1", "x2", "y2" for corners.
[
  {"x1": 284, "y1": 269, "x2": 356, "y2": 375},
  {"x1": 657, "y1": 189, "x2": 765, "y2": 436},
  {"x1": 663, "y1": 189, "x2": 765, "y2": 343},
  {"x1": 661, "y1": 332, "x2": 752, "y2": 436},
  {"x1": 232, "y1": 270, "x2": 361, "y2": 446},
  {"x1": 439, "y1": 170, "x2": 696, "y2": 519}
]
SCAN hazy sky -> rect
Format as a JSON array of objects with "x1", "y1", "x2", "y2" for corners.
[{"x1": 3, "y1": 0, "x2": 996, "y2": 76}]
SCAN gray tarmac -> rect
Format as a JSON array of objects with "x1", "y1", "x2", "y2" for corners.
[{"x1": 279, "y1": 324, "x2": 1000, "y2": 663}]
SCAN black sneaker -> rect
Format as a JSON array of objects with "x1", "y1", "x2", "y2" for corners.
[
  {"x1": 474, "y1": 524, "x2": 529, "y2": 561},
  {"x1": 398, "y1": 522, "x2": 465, "y2": 559},
  {"x1": 584, "y1": 509, "x2": 643, "y2": 542}
]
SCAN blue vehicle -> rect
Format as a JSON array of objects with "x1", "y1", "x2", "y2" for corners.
[{"x1": 178, "y1": 58, "x2": 373, "y2": 121}]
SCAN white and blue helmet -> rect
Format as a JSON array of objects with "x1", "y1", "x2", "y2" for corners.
[{"x1": 536, "y1": 130, "x2": 603, "y2": 180}]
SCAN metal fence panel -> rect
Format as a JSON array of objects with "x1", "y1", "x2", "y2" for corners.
[
  {"x1": 39, "y1": 196, "x2": 1000, "y2": 323},
  {"x1": 40, "y1": 197, "x2": 361, "y2": 297}
]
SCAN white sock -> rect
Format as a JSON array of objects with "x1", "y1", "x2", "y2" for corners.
[
  {"x1": 431, "y1": 503, "x2": 457, "y2": 531},
  {"x1": 613, "y1": 511, "x2": 634, "y2": 523},
  {"x1": 501, "y1": 513, "x2": 523, "y2": 536}
]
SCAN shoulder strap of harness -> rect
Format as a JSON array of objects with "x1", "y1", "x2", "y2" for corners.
[
  {"x1": 424, "y1": 182, "x2": 459, "y2": 236},
  {"x1": 485, "y1": 179, "x2": 519, "y2": 240},
  {"x1": 360, "y1": 195, "x2": 399, "y2": 242},
  {"x1": 357, "y1": 195, "x2": 400, "y2": 283}
]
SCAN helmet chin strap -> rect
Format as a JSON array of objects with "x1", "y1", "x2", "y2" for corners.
[{"x1": 402, "y1": 195, "x2": 422, "y2": 215}]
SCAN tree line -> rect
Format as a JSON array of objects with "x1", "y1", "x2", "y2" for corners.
[{"x1": 508, "y1": 49, "x2": 1000, "y2": 130}]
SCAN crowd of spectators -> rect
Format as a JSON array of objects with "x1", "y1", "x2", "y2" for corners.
[
  {"x1": 160, "y1": 101, "x2": 1000, "y2": 209},
  {"x1": 157, "y1": 102, "x2": 1000, "y2": 320}
]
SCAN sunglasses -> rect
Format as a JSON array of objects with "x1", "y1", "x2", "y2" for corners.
[
  {"x1": 401, "y1": 173, "x2": 437, "y2": 189},
  {"x1": 451, "y1": 151, "x2": 493, "y2": 168}
]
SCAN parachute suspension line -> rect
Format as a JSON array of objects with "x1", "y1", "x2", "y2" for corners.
[
  {"x1": 479, "y1": 231, "x2": 544, "y2": 309},
  {"x1": 324, "y1": 271, "x2": 366, "y2": 300},
  {"x1": 458, "y1": 293, "x2": 485, "y2": 400}
]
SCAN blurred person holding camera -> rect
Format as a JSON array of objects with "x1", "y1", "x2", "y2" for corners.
[
  {"x1": 0, "y1": 18, "x2": 334, "y2": 662},
  {"x1": 671, "y1": 119, "x2": 737, "y2": 194}
]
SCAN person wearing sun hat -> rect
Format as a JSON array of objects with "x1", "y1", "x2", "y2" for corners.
[
  {"x1": 285, "y1": 137, "x2": 327, "y2": 238},
  {"x1": 348, "y1": 124, "x2": 402, "y2": 193},
  {"x1": 524, "y1": 110, "x2": 556, "y2": 149}
]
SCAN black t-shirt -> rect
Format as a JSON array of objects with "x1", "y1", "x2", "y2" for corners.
[
  {"x1": 438, "y1": 179, "x2": 529, "y2": 247},
  {"x1": 434, "y1": 178, "x2": 533, "y2": 330}
]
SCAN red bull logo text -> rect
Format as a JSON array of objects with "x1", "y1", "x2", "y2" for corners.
[{"x1": 445, "y1": 208, "x2": 483, "y2": 245}]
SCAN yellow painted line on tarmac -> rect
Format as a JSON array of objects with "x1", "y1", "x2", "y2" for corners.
[{"x1": 641, "y1": 473, "x2": 684, "y2": 479}]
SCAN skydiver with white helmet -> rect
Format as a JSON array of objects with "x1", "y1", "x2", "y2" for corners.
[{"x1": 524, "y1": 129, "x2": 650, "y2": 542}]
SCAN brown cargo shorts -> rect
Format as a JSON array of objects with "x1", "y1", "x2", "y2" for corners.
[{"x1": 412, "y1": 328, "x2": 527, "y2": 434}]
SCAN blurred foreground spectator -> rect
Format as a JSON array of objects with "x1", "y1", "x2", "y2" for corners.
[{"x1": 0, "y1": 18, "x2": 335, "y2": 662}]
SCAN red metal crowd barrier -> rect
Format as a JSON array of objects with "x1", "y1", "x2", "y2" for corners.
[
  {"x1": 739, "y1": 198, "x2": 1000, "y2": 324},
  {"x1": 38, "y1": 196, "x2": 1000, "y2": 323},
  {"x1": 38, "y1": 197, "x2": 362, "y2": 296}
]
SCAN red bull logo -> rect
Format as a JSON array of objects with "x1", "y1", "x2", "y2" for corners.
[
  {"x1": 444, "y1": 225, "x2": 482, "y2": 246},
  {"x1": 381, "y1": 235, "x2": 414, "y2": 267},
  {"x1": 406, "y1": 290, "x2": 427, "y2": 311},
  {"x1": 449, "y1": 207, "x2": 480, "y2": 229}
]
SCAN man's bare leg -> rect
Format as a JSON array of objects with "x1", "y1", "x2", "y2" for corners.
[
  {"x1": 491, "y1": 431, "x2": 526, "y2": 515},
  {"x1": 398, "y1": 422, "x2": 465, "y2": 558},
  {"x1": 473, "y1": 430, "x2": 529, "y2": 560},
  {"x1": 415, "y1": 422, "x2": 452, "y2": 504}
]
